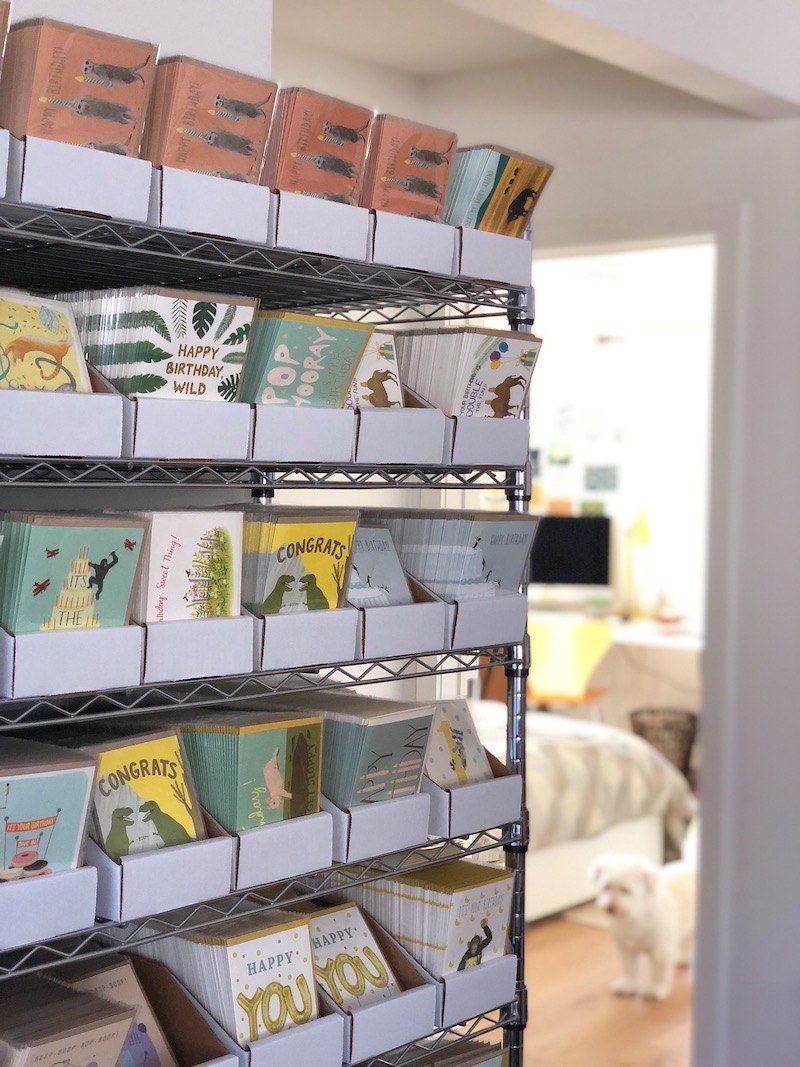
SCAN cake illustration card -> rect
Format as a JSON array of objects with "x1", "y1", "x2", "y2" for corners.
[
  {"x1": 0, "y1": 289, "x2": 92, "y2": 393},
  {"x1": 180, "y1": 712, "x2": 323, "y2": 832},
  {"x1": 424, "y1": 699, "x2": 494, "y2": 789},
  {"x1": 133, "y1": 509, "x2": 243, "y2": 623},
  {"x1": 0, "y1": 19, "x2": 156, "y2": 155},
  {"x1": 344, "y1": 331, "x2": 404, "y2": 410},
  {"x1": 237, "y1": 312, "x2": 373, "y2": 408},
  {"x1": 0, "y1": 513, "x2": 147, "y2": 635},
  {"x1": 65, "y1": 287, "x2": 256, "y2": 402},
  {"x1": 143, "y1": 56, "x2": 276, "y2": 182},
  {"x1": 0, "y1": 737, "x2": 96, "y2": 882},
  {"x1": 347, "y1": 525, "x2": 413, "y2": 609},
  {"x1": 81, "y1": 731, "x2": 206, "y2": 860},
  {"x1": 308, "y1": 903, "x2": 401, "y2": 1010}
]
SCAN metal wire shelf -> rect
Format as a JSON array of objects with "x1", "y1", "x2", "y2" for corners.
[
  {"x1": 0, "y1": 456, "x2": 524, "y2": 490},
  {"x1": 0, "y1": 825, "x2": 515, "y2": 979},
  {"x1": 0, "y1": 203, "x2": 525, "y2": 322},
  {"x1": 0, "y1": 645, "x2": 517, "y2": 729},
  {"x1": 357, "y1": 1007, "x2": 519, "y2": 1066}
]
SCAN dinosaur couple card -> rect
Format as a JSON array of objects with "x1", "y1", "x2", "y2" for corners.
[
  {"x1": 393, "y1": 326, "x2": 542, "y2": 419},
  {"x1": 241, "y1": 508, "x2": 358, "y2": 617}
]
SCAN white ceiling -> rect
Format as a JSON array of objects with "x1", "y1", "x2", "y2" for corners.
[{"x1": 272, "y1": 0, "x2": 564, "y2": 79}]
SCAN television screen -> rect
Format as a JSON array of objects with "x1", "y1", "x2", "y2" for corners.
[{"x1": 529, "y1": 515, "x2": 611, "y2": 586}]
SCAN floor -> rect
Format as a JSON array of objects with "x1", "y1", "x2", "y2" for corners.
[{"x1": 523, "y1": 913, "x2": 693, "y2": 1066}]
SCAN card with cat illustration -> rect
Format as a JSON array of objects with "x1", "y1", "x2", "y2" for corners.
[
  {"x1": 0, "y1": 18, "x2": 157, "y2": 156},
  {"x1": 142, "y1": 56, "x2": 277, "y2": 183},
  {"x1": 262, "y1": 87, "x2": 373, "y2": 204},
  {"x1": 0, "y1": 288, "x2": 92, "y2": 394},
  {"x1": 359, "y1": 115, "x2": 457, "y2": 221}
]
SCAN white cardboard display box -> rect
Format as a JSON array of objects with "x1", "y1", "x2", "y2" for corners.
[
  {"x1": 132, "y1": 956, "x2": 246, "y2": 1067},
  {"x1": 140, "y1": 615, "x2": 254, "y2": 685},
  {"x1": 250, "y1": 406, "x2": 356, "y2": 464},
  {"x1": 444, "y1": 590, "x2": 529, "y2": 650},
  {"x1": 0, "y1": 865, "x2": 97, "y2": 951},
  {"x1": 119, "y1": 392, "x2": 253, "y2": 461},
  {"x1": 87, "y1": 833, "x2": 235, "y2": 923},
  {"x1": 207, "y1": 809, "x2": 333, "y2": 891},
  {"x1": 137, "y1": 955, "x2": 344, "y2": 1067},
  {"x1": 458, "y1": 227, "x2": 533, "y2": 287},
  {"x1": 421, "y1": 750, "x2": 523, "y2": 839},
  {"x1": 149, "y1": 167, "x2": 272, "y2": 244},
  {"x1": 0, "y1": 128, "x2": 10, "y2": 198},
  {"x1": 6, "y1": 135, "x2": 152, "y2": 222},
  {"x1": 269, "y1": 190, "x2": 370, "y2": 261},
  {"x1": 253, "y1": 606, "x2": 359, "y2": 673},
  {"x1": 369, "y1": 211, "x2": 457, "y2": 276},
  {"x1": 354, "y1": 405, "x2": 447, "y2": 466},
  {"x1": 351, "y1": 576, "x2": 447, "y2": 660},
  {"x1": 445, "y1": 414, "x2": 530, "y2": 469},
  {"x1": 0, "y1": 367, "x2": 124, "y2": 459},
  {"x1": 321, "y1": 914, "x2": 438, "y2": 1064},
  {"x1": 320, "y1": 791, "x2": 430, "y2": 864},
  {"x1": 0, "y1": 623, "x2": 143, "y2": 699},
  {"x1": 435, "y1": 952, "x2": 519, "y2": 1029}
]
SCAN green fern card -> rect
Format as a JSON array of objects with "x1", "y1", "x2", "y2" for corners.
[{"x1": 61, "y1": 287, "x2": 257, "y2": 401}]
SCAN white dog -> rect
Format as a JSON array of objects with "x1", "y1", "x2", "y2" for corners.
[{"x1": 588, "y1": 851, "x2": 697, "y2": 1000}]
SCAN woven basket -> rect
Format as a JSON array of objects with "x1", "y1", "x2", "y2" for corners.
[{"x1": 630, "y1": 707, "x2": 698, "y2": 779}]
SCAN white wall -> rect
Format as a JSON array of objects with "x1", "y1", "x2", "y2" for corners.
[{"x1": 9, "y1": 0, "x2": 273, "y2": 77}]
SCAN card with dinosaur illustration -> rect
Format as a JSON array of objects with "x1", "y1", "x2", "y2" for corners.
[
  {"x1": 242, "y1": 510, "x2": 358, "y2": 616},
  {"x1": 424, "y1": 698, "x2": 494, "y2": 789},
  {"x1": 142, "y1": 56, "x2": 277, "y2": 182},
  {"x1": 347, "y1": 525, "x2": 413, "y2": 609},
  {"x1": 237, "y1": 311, "x2": 373, "y2": 408},
  {"x1": 344, "y1": 331, "x2": 404, "y2": 410},
  {"x1": 63, "y1": 286, "x2": 256, "y2": 402},
  {"x1": 178, "y1": 710, "x2": 323, "y2": 832},
  {"x1": 262, "y1": 86, "x2": 373, "y2": 203},
  {"x1": 0, "y1": 19, "x2": 156, "y2": 156},
  {"x1": 0, "y1": 288, "x2": 92, "y2": 393},
  {"x1": 393, "y1": 326, "x2": 542, "y2": 418},
  {"x1": 131, "y1": 509, "x2": 243, "y2": 623},
  {"x1": 0, "y1": 736, "x2": 96, "y2": 882},
  {"x1": 306, "y1": 902, "x2": 402, "y2": 1010},
  {"x1": 0, "y1": 512, "x2": 147, "y2": 635},
  {"x1": 359, "y1": 115, "x2": 457, "y2": 221},
  {"x1": 79, "y1": 731, "x2": 206, "y2": 861}
]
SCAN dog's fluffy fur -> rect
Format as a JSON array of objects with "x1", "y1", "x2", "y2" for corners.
[{"x1": 588, "y1": 850, "x2": 697, "y2": 1000}]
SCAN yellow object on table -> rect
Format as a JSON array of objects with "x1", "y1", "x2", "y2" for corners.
[{"x1": 528, "y1": 613, "x2": 614, "y2": 704}]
